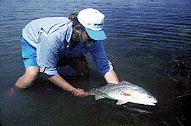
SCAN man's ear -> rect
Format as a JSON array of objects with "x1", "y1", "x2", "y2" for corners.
[
  {"x1": 75, "y1": 24, "x2": 81, "y2": 31},
  {"x1": 74, "y1": 25, "x2": 82, "y2": 34}
]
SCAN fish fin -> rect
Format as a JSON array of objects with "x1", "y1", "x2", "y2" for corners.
[
  {"x1": 116, "y1": 100, "x2": 128, "y2": 105},
  {"x1": 95, "y1": 95, "x2": 105, "y2": 100},
  {"x1": 121, "y1": 91, "x2": 131, "y2": 96}
]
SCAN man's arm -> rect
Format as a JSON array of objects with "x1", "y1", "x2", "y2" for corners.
[
  {"x1": 46, "y1": 74, "x2": 88, "y2": 96},
  {"x1": 90, "y1": 41, "x2": 119, "y2": 84},
  {"x1": 104, "y1": 70, "x2": 119, "y2": 84}
]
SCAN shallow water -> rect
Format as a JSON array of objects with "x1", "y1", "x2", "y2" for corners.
[{"x1": 0, "y1": 0, "x2": 191, "y2": 125}]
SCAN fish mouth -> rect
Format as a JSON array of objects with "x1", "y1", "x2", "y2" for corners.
[
  {"x1": 150, "y1": 99, "x2": 157, "y2": 106},
  {"x1": 150, "y1": 99, "x2": 157, "y2": 105},
  {"x1": 141, "y1": 98, "x2": 158, "y2": 106},
  {"x1": 148, "y1": 96, "x2": 158, "y2": 103},
  {"x1": 145, "y1": 102, "x2": 157, "y2": 106},
  {"x1": 153, "y1": 98, "x2": 158, "y2": 103}
]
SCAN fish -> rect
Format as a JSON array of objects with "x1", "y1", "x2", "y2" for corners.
[{"x1": 87, "y1": 81, "x2": 157, "y2": 106}]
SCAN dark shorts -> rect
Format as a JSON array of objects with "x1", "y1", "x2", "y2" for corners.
[{"x1": 21, "y1": 36, "x2": 39, "y2": 68}]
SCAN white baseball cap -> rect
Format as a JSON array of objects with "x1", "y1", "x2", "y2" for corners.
[{"x1": 77, "y1": 8, "x2": 106, "y2": 40}]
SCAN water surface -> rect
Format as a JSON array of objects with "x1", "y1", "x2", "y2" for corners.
[{"x1": 0, "y1": 0, "x2": 191, "y2": 125}]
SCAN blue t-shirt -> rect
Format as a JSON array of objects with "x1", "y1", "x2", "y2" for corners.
[{"x1": 22, "y1": 17, "x2": 113, "y2": 75}]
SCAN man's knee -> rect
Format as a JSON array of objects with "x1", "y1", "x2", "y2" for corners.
[
  {"x1": 25, "y1": 66, "x2": 40, "y2": 79},
  {"x1": 68, "y1": 56, "x2": 89, "y2": 77},
  {"x1": 76, "y1": 69, "x2": 89, "y2": 78},
  {"x1": 75, "y1": 60, "x2": 89, "y2": 78},
  {"x1": 15, "y1": 66, "x2": 40, "y2": 88}
]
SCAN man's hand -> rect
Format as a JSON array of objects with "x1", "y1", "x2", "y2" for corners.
[
  {"x1": 46, "y1": 74, "x2": 88, "y2": 97},
  {"x1": 72, "y1": 88, "x2": 88, "y2": 97}
]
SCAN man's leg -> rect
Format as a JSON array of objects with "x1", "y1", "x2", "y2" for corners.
[
  {"x1": 1, "y1": 66, "x2": 40, "y2": 98},
  {"x1": 68, "y1": 56, "x2": 90, "y2": 91},
  {"x1": 16, "y1": 36, "x2": 40, "y2": 89}
]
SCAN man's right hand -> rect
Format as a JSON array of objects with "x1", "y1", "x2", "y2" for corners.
[{"x1": 72, "y1": 88, "x2": 88, "y2": 97}]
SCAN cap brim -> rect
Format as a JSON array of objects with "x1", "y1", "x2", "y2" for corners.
[{"x1": 85, "y1": 28, "x2": 106, "y2": 41}]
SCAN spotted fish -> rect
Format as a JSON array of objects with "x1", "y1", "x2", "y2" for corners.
[{"x1": 87, "y1": 81, "x2": 157, "y2": 106}]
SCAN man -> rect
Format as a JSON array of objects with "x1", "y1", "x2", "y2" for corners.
[{"x1": 14, "y1": 8, "x2": 119, "y2": 96}]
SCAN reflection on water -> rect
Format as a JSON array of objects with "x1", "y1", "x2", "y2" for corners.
[{"x1": 0, "y1": 0, "x2": 191, "y2": 125}]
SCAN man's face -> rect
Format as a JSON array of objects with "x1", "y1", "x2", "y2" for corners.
[
  {"x1": 79, "y1": 30, "x2": 95, "y2": 45},
  {"x1": 72, "y1": 26, "x2": 95, "y2": 46}
]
